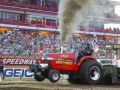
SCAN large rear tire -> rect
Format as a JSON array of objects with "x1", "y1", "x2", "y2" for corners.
[
  {"x1": 79, "y1": 60, "x2": 103, "y2": 85},
  {"x1": 34, "y1": 72, "x2": 45, "y2": 82}
]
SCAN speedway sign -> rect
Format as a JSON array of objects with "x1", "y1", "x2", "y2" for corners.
[{"x1": 0, "y1": 58, "x2": 37, "y2": 65}]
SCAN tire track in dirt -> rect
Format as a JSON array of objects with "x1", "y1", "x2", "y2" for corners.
[{"x1": 0, "y1": 81, "x2": 120, "y2": 90}]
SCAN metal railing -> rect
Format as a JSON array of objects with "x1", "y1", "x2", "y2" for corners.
[
  {"x1": 0, "y1": 18, "x2": 57, "y2": 28},
  {"x1": 0, "y1": 0, "x2": 57, "y2": 12}
]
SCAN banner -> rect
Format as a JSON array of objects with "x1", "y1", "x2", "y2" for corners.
[
  {"x1": 4, "y1": 68, "x2": 33, "y2": 77},
  {"x1": 0, "y1": 58, "x2": 37, "y2": 65}
]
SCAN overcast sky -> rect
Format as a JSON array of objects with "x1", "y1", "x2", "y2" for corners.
[
  {"x1": 110, "y1": 0, "x2": 120, "y2": 15},
  {"x1": 115, "y1": 6, "x2": 120, "y2": 16},
  {"x1": 104, "y1": 0, "x2": 120, "y2": 29}
]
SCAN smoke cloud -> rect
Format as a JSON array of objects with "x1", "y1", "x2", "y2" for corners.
[{"x1": 58, "y1": 0, "x2": 106, "y2": 42}]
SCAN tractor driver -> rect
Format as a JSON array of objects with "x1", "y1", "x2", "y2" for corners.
[{"x1": 77, "y1": 43, "x2": 94, "y2": 63}]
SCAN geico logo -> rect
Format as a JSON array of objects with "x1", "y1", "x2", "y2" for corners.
[
  {"x1": 3, "y1": 59, "x2": 36, "y2": 65},
  {"x1": 60, "y1": 55, "x2": 69, "y2": 58},
  {"x1": 4, "y1": 68, "x2": 33, "y2": 77}
]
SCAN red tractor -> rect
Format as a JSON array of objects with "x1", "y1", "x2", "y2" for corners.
[{"x1": 29, "y1": 43, "x2": 105, "y2": 84}]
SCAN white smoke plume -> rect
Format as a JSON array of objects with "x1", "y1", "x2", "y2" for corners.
[{"x1": 58, "y1": 0, "x2": 106, "y2": 42}]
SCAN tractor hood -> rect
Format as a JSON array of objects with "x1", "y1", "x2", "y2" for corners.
[{"x1": 43, "y1": 53, "x2": 76, "y2": 60}]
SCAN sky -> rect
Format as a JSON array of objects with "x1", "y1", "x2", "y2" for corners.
[
  {"x1": 110, "y1": 0, "x2": 120, "y2": 16},
  {"x1": 115, "y1": 6, "x2": 120, "y2": 16},
  {"x1": 110, "y1": 0, "x2": 120, "y2": 2},
  {"x1": 104, "y1": 0, "x2": 120, "y2": 29}
]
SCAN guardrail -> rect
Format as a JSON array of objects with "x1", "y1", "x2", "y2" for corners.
[{"x1": 0, "y1": 19, "x2": 57, "y2": 28}]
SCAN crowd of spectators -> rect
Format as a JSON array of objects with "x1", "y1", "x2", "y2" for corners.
[{"x1": 1, "y1": 30, "x2": 120, "y2": 59}]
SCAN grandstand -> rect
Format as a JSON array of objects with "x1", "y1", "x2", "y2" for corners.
[{"x1": 0, "y1": 0, "x2": 120, "y2": 79}]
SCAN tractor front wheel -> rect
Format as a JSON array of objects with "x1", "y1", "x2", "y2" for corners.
[
  {"x1": 48, "y1": 70, "x2": 60, "y2": 83},
  {"x1": 34, "y1": 72, "x2": 45, "y2": 82}
]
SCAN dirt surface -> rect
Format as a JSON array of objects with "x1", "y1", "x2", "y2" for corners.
[{"x1": 0, "y1": 80, "x2": 120, "y2": 90}]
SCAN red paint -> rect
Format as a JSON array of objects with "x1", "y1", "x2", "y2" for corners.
[
  {"x1": 50, "y1": 60, "x2": 78, "y2": 71},
  {"x1": 78, "y1": 56, "x2": 96, "y2": 66},
  {"x1": 47, "y1": 53, "x2": 95, "y2": 71},
  {"x1": 48, "y1": 53, "x2": 76, "y2": 60}
]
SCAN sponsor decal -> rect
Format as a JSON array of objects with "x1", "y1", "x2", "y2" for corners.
[
  {"x1": 4, "y1": 68, "x2": 33, "y2": 77},
  {"x1": 55, "y1": 61, "x2": 73, "y2": 65},
  {"x1": 2, "y1": 58, "x2": 36, "y2": 65},
  {"x1": 60, "y1": 54, "x2": 69, "y2": 58}
]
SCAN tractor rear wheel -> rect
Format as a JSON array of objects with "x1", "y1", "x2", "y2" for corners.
[
  {"x1": 34, "y1": 72, "x2": 45, "y2": 82},
  {"x1": 79, "y1": 60, "x2": 103, "y2": 84}
]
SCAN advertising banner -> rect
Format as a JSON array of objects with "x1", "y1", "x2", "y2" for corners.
[
  {"x1": 4, "y1": 68, "x2": 33, "y2": 77},
  {"x1": 0, "y1": 58, "x2": 37, "y2": 65},
  {"x1": 0, "y1": 58, "x2": 37, "y2": 78}
]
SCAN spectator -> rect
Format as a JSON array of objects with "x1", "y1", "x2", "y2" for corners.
[{"x1": 0, "y1": 29, "x2": 119, "y2": 59}]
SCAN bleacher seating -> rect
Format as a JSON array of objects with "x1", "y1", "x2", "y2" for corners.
[{"x1": 0, "y1": 0, "x2": 58, "y2": 12}]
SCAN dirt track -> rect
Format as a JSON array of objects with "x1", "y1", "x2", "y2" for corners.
[{"x1": 0, "y1": 80, "x2": 120, "y2": 90}]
